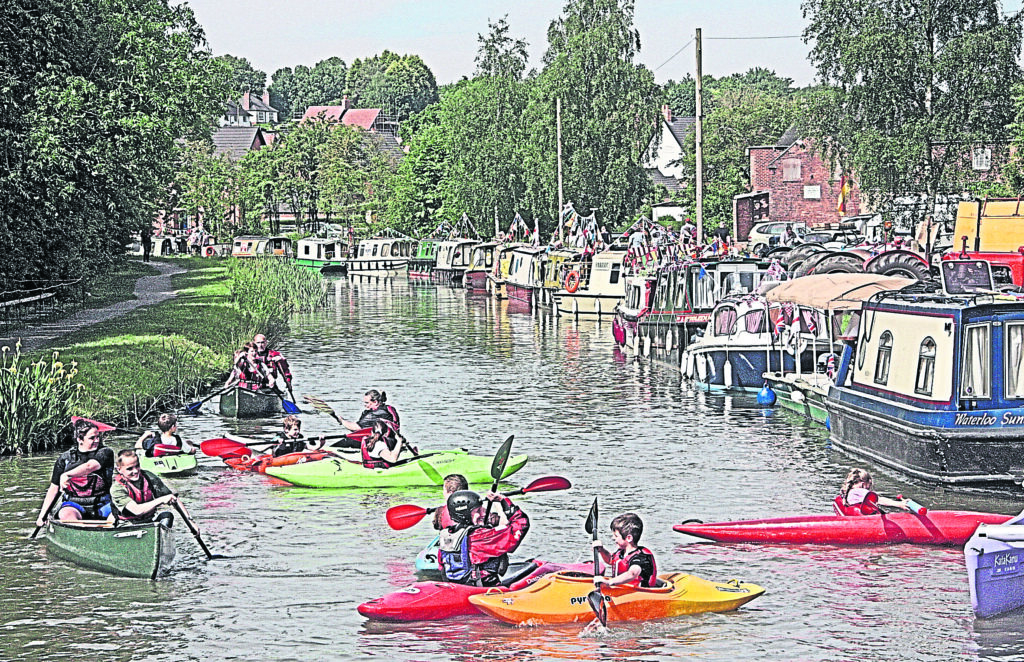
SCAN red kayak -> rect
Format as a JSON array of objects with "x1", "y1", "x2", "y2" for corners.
[
  {"x1": 225, "y1": 450, "x2": 332, "y2": 474},
  {"x1": 358, "y1": 560, "x2": 598, "y2": 621},
  {"x1": 673, "y1": 510, "x2": 1012, "y2": 546}
]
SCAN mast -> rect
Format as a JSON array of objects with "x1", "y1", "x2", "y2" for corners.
[
  {"x1": 695, "y1": 28, "x2": 704, "y2": 244},
  {"x1": 557, "y1": 97, "x2": 564, "y2": 242}
]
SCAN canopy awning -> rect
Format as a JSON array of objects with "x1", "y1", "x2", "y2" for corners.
[{"x1": 765, "y1": 273, "x2": 915, "y2": 311}]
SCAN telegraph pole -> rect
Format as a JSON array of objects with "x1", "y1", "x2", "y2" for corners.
[
  {"x1": 557, "y1": 97, "x2": 564, "y2": 242},
  {"x1": 695, "y1": 28, "x2": 704, "y2": 244}
]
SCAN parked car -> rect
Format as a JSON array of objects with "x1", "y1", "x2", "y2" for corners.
[
  {"x1": 802, "y1": 228, "x2": 863, "y2": 250},
  {"x1": 746, "y1": 222, "x2": 807, "y2": 255}
]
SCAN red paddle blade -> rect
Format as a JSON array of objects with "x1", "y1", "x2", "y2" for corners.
[
  {"x1": 199, "y1": 438, "x2": 252, "y2": 458},
  {"x1": 386, "y1": 504, "x2": 430, "y2": 530},
  {"x1": 347, "y1": 428, "x2": 372, "y2": 442},
  {"x1": 71, "y1": 416, "x2": 116, "y2": 432},
  {"x1": 522, "y1": 476, "x2": 572, "y2": 493}
]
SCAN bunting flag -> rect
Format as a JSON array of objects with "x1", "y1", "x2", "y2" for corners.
[
  {"x1": 773, "y1": 307, "x2": 786, "y2": 337},
  {"x1": 837, "y1": 173, "x2": 852, "y2": 214},
  {"x1": 805, "y1": 310, "x2": 817, "y2": 334}
]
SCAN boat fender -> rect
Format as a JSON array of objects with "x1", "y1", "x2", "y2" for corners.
[
  {"x1": 204, "y1": 246, "x2": 216, "y2": 257},
  {"x1": 791, "y1": 390, "x2": 805, "y2": 404},
  {"x1": 642, "y1": 334, "x2": 651, "y2": 357},
  {"x1": 757, "y1": 383, "x2": 777, "y2": 406},
  {"x1": 824, "y1": 415, "x2": 831, "y2": 431},
  {"x1": 724, "y1": 360, "x2": 734, "y2": 388},
  {"x1": 564, "y1": 271, "x2": 581, "y2": 293}
]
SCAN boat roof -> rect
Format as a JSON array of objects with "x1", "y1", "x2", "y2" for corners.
[{"x1": 765, "y1": 273, "x2": 916, "y2": 311}]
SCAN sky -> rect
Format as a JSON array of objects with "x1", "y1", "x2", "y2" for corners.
[{"x1": 182, "y1": 0, "x2": 821, "y2": 88}]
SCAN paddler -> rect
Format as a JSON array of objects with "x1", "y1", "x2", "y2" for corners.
[
  {"x1": 834, "y1": 468, "x2": 912, "y2": 516},
  {"x1": 438, "y1": 490, "x2": 530, "y2": 586},
  {"x1": 35, "y1": 419, "x2": 114, "y2": 526},
  {"x1": 337, "y1": 389, "x2": 403, "y2": 443},
  {"x1": 592, "y1": 512, "x2": 658, "y2": 588},
  {"x1": 433, "y1": 474, "x2": 469, "y2": 530},
  {"x1": 135, "y1": 413, "x2": 195, "y2": 457},
  {"x1": 269, "y1": 415, "x2": 318, "y2": 457},
  {"x1": 253, "y1": 334, "x2": 295, "y2": 402},
  {"x1": 360, "y1": 421, "x2": 407, "y2": 468},
  {"x1": 110, "y1": 449, "x2": 191, "y2": 526},
  {"x1": 224, "y1": 341, "x2": 274, "y2": 391}
]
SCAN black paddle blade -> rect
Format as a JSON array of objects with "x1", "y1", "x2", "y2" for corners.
[
  {"x1": 587, "y1": 589, "x2": 608, "y2": 627},
  {"x1": 585, "y1": 497, "x2": 598, "y2": 535},
  {"x1": 490, "y1": 434, "x2": 514, "y2": 480}
]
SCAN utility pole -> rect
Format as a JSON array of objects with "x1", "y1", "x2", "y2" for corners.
[
  {"x1": 695, "y1": 28, "x2": 704, "y2": 244},
  {"x1": 557, "y1": 97, "x2": 564, "y2": 242}
]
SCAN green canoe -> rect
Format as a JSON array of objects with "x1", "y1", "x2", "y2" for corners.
[
  {"x1": 219, "y1": 387, "x2": 282, "y2": 418},
  {"x1": 44, "y1": 519, "x2": 175, "y2": 579},
  {"x1": 265, "y1": 450, "x2": 529, "y2": 488},
  {"x1": 140, "y1": 452, "x2": 199, "y2": 477}
]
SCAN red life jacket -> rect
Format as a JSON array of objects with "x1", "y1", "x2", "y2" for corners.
[
  {"x1": 833, "y1": 493, "x2": 880, "y2": 516},
  {"x1": 114, "y1": 472, "x2": 156, "y2": 522},
  {"x1": 611, "y1": 547, "x2": 658, "y2": 588},
  {"x1": 360, "y1": 435, "x2": 397, "y2": 469}
]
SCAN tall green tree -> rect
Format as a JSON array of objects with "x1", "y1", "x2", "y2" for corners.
[
  {"x1": 269, "y1": 57, "x2": 348, "y2": 120},
  {"x1": 0, "y1": 0, "x2": 230, "y2": 290},
  {"x1": 215, "y1": 54, "x2": 267, "y2": 94},
  {"x1": 349, "y1": 52, "x2": 439, "y2": 120},
  {"x1": 803, "y1": 0, "x2": 1023, "y2": 214}
]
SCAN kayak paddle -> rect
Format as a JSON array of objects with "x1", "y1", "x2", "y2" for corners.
[
  {"x1": 585, "y1": 497, "x2": 608, "y2": 627},
  {"x1": 172, "y1": 501, "x2": 223, "y2": 560},
  {"x1": 896, "y1": 494, "x2": 928, "y2": 515},
  {"x1": 419, "y1": 460, "x2": 444, "y2": 486},
  {"x1": 303, "y1": 394, "x2": 344, "y2": 424},
  {"x1": 70, "y1": 416, "x2": 129, "y2": 434},
  {"x1": 270, "y1": 386, "x2": 301, "y2": 414},
  {"x1": 482, "y1": 435, "x2": 514, "y2": 523},
  {"x1": 385, "y1": 475, "x2": 573, "y2": 530},
  {"x1": 184, "y1": 386, "x2": 231, "y2": 414},
  {"x1": 200, "y1": 437, "x2": 264, "y2": 458}
]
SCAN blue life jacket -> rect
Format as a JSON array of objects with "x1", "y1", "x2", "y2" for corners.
[{"x1": 438, "y1": 525, "x2": 506, "y2": 585}]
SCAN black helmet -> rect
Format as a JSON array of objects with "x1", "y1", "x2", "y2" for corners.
[{"x1": 447, "y1": 490, "x2": 481, "y2": 526}]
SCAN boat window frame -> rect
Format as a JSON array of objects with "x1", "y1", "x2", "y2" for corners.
[
  {"x1": 874, "y1": 330, "x2": 893, "y2": 385},
  {"x1": 382, "y1": 243, "x2": 391, "y2": 258},
  {"x1": 1005, "y1": 322, "x2": 1024, "y2": 399},
  {"x1": 914, "y1": 336, "x2": 936, "y2": 396},
  {"x1": 713, "y1": 305, "x2": 738, "y2": 337},
  {"x1": 961, "y1": 322, "x2": 991, "y2": 399}
]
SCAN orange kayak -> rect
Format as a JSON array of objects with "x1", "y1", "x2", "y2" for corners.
[
  {"x1": 224, "y1": 450, "x2": 331, "y2": 474},
  {"x1": 468, "y1": 571, "x2": 764, "y2": 625}
]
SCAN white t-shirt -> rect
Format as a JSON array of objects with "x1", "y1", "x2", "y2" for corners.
[{"x1": 846, "y1": 487, "x2": 870, "y2": 505}]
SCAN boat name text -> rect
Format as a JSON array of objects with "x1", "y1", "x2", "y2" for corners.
[{"x1": 953, "y1": 413, "x2": 1024, "y2": 426}]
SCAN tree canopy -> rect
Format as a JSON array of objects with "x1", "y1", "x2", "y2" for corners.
[{"x1": 215, "y1": 54, "x2": 267, "y2": 95}]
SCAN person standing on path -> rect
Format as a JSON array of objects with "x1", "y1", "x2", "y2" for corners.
[{"x1": 141, "y1": 228, "x2": 153, "y2": 262}]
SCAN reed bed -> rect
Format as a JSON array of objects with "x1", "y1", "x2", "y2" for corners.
[
  {"x1": 0, "y1": 343, "x2": 83, "y2": 454},
  {"x1": 228, "y1": 258, "x2": 328, "y2": 323}
]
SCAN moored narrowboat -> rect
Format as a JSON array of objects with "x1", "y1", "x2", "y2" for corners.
[
  {"x1": 347, "y1": 235, "x2": 415, "y2": 277},
  {"x1": 44, "y1": 519, "x2": 175, "y2": 579},
  {"x1": 506, "y1": 246, "x2": 547, "y2": 306},
  {"x1": 827, "y1": 260, "x2": 1024, "y2": 485},
  {"x1": 294, "y1": 237, "x2": 349, "y2": 274},
  {"x1": 465, "y1": 241, "x2": 498, "y2": 291},
  {"x1": 434, "y1": 238, "x2": 479, "y2": 284},
  {"x1": 232, "y1": 236, "x2": 294, "y2": 259},
  {"x1": 553, "y1": 247, "x2": 627, "y2": 317},
  {"x1": 409, "y1": 238, "x2": 440, "y2": 279}
]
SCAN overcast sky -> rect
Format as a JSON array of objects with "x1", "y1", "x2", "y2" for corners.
[{"x1": 183, "y1": 0, "x2": 822, "y2": 87}]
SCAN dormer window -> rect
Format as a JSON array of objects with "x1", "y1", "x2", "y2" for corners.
[
  {"x1": 874, "y1": 331, "x2": 893, "y2": 385},
  {"x1": 915, "y1": 337, "x2": 936, "y2": 396}
]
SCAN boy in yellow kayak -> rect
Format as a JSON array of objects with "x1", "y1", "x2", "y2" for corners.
[{"x1": 592, "y1": 513, "x2": 658, "y2": 588}]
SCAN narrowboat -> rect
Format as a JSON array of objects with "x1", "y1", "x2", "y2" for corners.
[
  {"x1": 967, "y1": 510, "x2": 1024, "y2": 617},
  {"x1": 294, "y1": 237, "x2": 349, "y2": 274},
  {"x1": 761, "y1": 273, "x2": 915, "y2": 425},
  {"x1": 487, "y1": 243, "x2": 527, "y2": 298},
  {"x1": 44, "y1": 519, "x2": 175, "y2": 579},
  {"x1": 231, "y1": 236, "x2": 294, "y2": 258},
  {"x1": 409, "y1": 238, "x2": 441, "y2": 279},
  {"x1": 639, "y1": 259, "x2": 774, "y2": 366},
  {"x1": 553, "y1": 248, "x2": 628, "y2": 317},
  {"x1": 826, "y1": 260, "x2": 1024, "y2": 485},
  {"x1": 539, "y1": 247, "x2": 584, "y2": 309},
  {"x1": 433, "y1": 238, "x2": 479, "y2": 284},
  {"x1": 465, "y1": 241, "x2": 499, "y2": 291},
  {"x1": 506, "y1": 246, "x2": 547, "y2": 305},
  {"x1": 220, "y1": 387, "x2": 282, "y2": 418},
  {"x1": 347, "y1": 236, "x2": 415, "y2": 277},
  {"x1": 139, "y1": 452, "x2": 199, "y2": 477},
  {"x1": 681, "y1": 294, "x2": 826, "y2": 391},
  {"x1": 612, "y1": 273, "x2": 656, "y2": 354}
]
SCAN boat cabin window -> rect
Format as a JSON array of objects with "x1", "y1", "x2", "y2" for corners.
[
  {"x1": 713, "y1": 307, "x2": 738, "y2": 336},
  {"x1": 915, "y1": 337, "x2": 936, "y2": 396},
  {"x1": 743, "y1": 310, "x2": 767, "y2": 334},
  {"x1": 360, "y1": 245, "x2": 366, "y2": 257},
  {"x1": 303, "y1": 245, "x2": 311, "y2": 256},
  {"x1": 1007, "y1": 323, "x2": 1024, "y2": 398},
  {"x1": 372, "y1": 244, "x2": 379, "y2": 257},
  {"x1": 961, "y1": 324, "x2": 991, "y2": 399},
  {"x1": 874, "y1": 331, "x2": 893, "y2": 385},
  {"x1": 382, "y1": 244, "x2": 391, "y2": 257},
  {"x1": 609, "y1": 263, "x2": 621, "y2": 285}
]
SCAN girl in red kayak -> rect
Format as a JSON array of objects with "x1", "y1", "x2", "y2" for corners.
[{"x1": 834, "y1": 468, "x2": 911, "y2": 516}]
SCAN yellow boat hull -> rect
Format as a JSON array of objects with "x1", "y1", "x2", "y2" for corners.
[{"x1": 468, "y1": 571, "x2": 764, "y2": 625}]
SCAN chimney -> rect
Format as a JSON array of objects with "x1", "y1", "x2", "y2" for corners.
[
  {"x1": 342, "y1": 95, "x2": 351, "y2": 111},
  {"x1": 661, "y1": 104, "x2": 672, "y2": 123},
  {"x1": 262, "y1": 90, "x2": 270, "y2": 106},
  {"x1": 242, "y1": 91, "x2": 250, "y2": 111}
]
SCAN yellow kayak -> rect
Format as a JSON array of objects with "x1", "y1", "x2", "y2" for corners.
[{"x1": 468, "y1": 571, "x2": 764, "y2": 625}]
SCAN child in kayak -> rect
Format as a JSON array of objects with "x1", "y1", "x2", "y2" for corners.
[
  {"x1": 433, "y1": 474, "x2": 469, "y2": 530},
  {"x1": 834, "y1": 468, "x2": 911, "y2": 516},
  {"x1": 438, "y1": 490, "x2": 530, "y2": 586},
  {"x1": 135, "y1": 413, "x2": 195, "y2": 457},
  {"x1": 270, "y1": 415, "x2": 310, "y2": 457},
  {"x1": 592, "y1": 513, "x2": 658, "y2": 588}
]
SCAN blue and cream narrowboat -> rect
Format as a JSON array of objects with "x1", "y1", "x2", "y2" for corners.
[
  {"x1": 347, "y1": 236, "x2": 415, "y2": 278},
  {"x1": 827, "y1": 260, "x2": 1024, "y2": 485}
]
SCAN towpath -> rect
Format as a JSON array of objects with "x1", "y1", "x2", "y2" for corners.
[{"x1": 0, "y1": 260, "x2": 184, "y2": 352}]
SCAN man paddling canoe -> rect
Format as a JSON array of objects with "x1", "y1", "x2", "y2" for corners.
[
  {"x1": 36, "y1": 419, "x2": 114, "y2": 527},
  {"x1": 254, "y1": 333, "x2": 295, "y2": 402},
  {"x1": 225, "y1": 342, "x2": 275, "y2": 391}
]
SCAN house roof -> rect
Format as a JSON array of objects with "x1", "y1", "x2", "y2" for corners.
[
  {"x1": 342, "y1": 108, "x2": 382, "y2": 130},
  {"x1": 645, "y1": 168, "x2": 685, "y2": 193},
  {"x1": 776, "y1": 125, "x2": 800, "y2": 148},
  {"x1": 365, "y1": 132, "x2": 404, "y2": 165},
  {"x1": 303, "y1": 106, "x2": 346, "y2": 122},
  {"x1": 212, "y1": 126, "x2": 264, "y2": 160},
  {"x1": 666, "y1": 116, "x2": 696, "y2": 149}
]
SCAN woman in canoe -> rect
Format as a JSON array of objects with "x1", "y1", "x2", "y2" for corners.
[
  {"x1": 224, "y1": 342, "x2": 274, "y2": 391},
  {"x1": 35, "y1": 419, "x2": 115, "y2": 526},
  {"x1": 834, "y1": 468, "x2": 912, "y2": 516}
]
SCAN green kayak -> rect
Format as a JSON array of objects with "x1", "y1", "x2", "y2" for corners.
[
  {"x1": 139, "y1": 452, "x2": 198, "y2": 477},
  {"x1": 44, "y1": 519, "x2": 175, "y2": 579},
  {"x1": 264, "y1": 450, "x2": 528, "y2": 488}
]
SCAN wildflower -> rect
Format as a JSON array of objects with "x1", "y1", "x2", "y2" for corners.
[{"x1": 1, "y1": 346, "x2": 8, "y2": 353}]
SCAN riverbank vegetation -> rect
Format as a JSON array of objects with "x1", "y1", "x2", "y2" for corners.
[{"x1": 0, "y1": 345, "x2": 83, "y2": 455}]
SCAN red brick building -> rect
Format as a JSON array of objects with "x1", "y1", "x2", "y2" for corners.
[{"x1": 737, "y1": 127, "x2": 861, "y2": 239}]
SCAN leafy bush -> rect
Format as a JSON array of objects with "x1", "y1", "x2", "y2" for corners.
[{"x1": 0, "y1": 344, "x2": 83, "y2": 454}]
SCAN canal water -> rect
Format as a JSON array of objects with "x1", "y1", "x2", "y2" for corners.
[{"x1": 3, "y1": 276, "x2": 1024, "y2": 661}]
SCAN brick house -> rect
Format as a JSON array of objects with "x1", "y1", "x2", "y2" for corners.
[
  {"x1": 220, "y1": 90, "x2": 279, "y2": 127},
  {"x1": 302, "y1": 96, "x2": 399, "y2": 137}
]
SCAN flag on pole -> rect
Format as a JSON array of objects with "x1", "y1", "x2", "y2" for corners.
[{"x1": 837, "y1": 173, "x2": 851, "y2": 214}]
